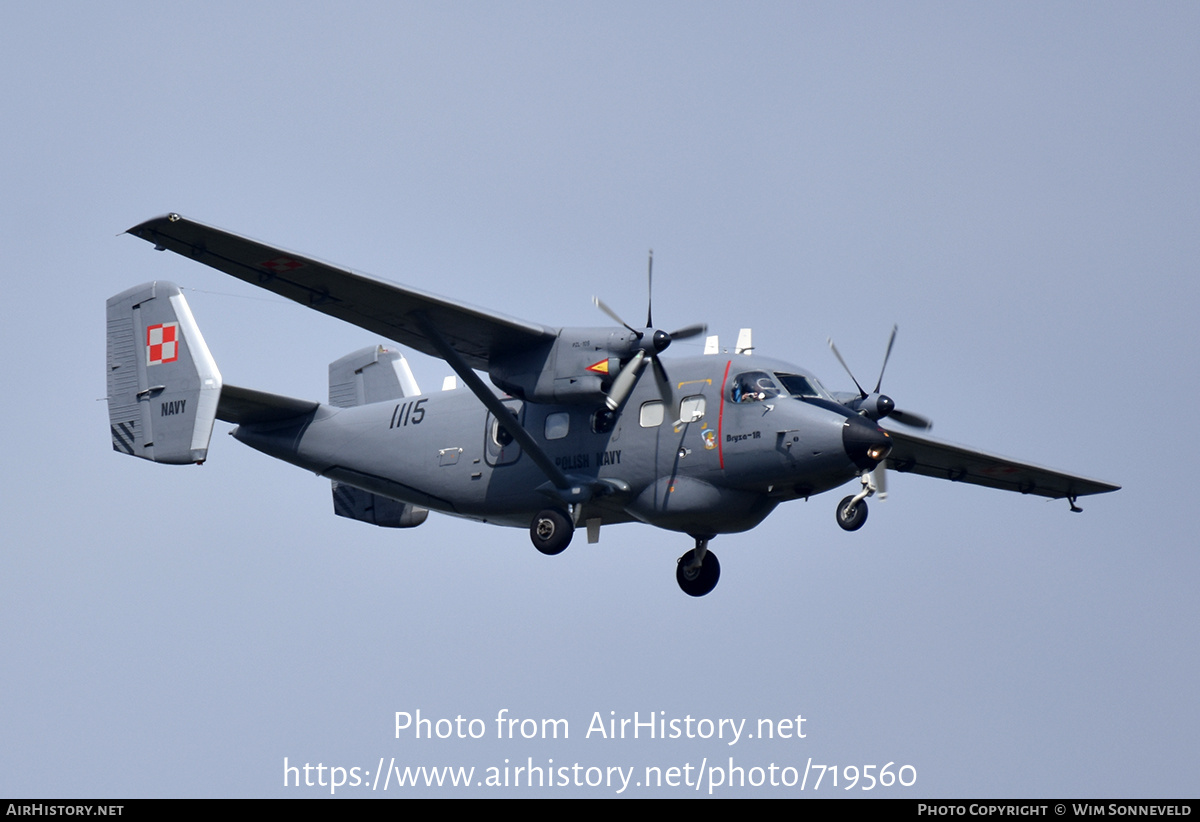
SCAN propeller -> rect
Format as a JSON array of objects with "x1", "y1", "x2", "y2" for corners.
[
  {"x1": 827, "y1": 325, "x2": 933, "y2": 430},
  {"x1": 593, "y1": 251, "x2": 707, "y2": 411},
  {"x1": 830, "y1": 326, "x2": 915, "y2": 506}
]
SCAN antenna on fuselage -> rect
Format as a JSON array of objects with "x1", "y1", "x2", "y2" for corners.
[{"x1": 735, "y1": 328, "x2": 754, "y2": 355}]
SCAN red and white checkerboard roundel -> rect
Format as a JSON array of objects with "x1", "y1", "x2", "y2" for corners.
[
  {"x1": 261, "y1": 256, "x2": 303, "y2": 273},
  {"x1": 146, "y1": 322, "x2": 180, "y2": 365}
]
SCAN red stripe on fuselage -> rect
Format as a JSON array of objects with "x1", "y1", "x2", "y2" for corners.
[{"x1": 717, "y1": 359, "x2": 731, "y2": 470}]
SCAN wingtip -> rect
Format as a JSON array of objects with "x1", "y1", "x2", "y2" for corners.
[{"x1": 125, "y1": 212, "x2": 183, "y2": 236}]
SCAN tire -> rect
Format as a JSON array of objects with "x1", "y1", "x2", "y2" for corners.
[
  {"x1": 530, "y1": 509, "x2": 573, "y2": 555},
  {"x1": 836, "y1": 495, "x2": 868, "y2": 531},
  {"x1": 676, "y1": 548, "x2": 720, "y2": 597}
]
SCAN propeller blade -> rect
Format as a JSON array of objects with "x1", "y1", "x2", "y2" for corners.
[
  {"x1": 593, "y1": 296, "x2": 640, "y2": 337},
  {"x1": 645, "y1": 249, "x2": 654, "y2": 328},
  {"x1": 873, "y1": 324, "x2": 898, "y2": 394},
  {"x1": 890, "y1": 408, "x2": 933, "y2": 430},
  {"x1": 651, "y1": 355, "x2": 672, "y2": 403},
  {"x1": 605, "y1": 350, "x2": 647, "y2": 411},
  {"x1": 827, "y1": 337, "x2": 867, "y2": 398},
  {"x1": 668, "y1": 322, "x2": 707, "y2": 341}
]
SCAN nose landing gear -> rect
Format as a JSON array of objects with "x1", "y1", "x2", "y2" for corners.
[
  {"x1": 836, "y1": 495, "x2": 868, "y2": 531},
  {"x1": 836, "y1": 472, "x2": 879, "y2": 532}
]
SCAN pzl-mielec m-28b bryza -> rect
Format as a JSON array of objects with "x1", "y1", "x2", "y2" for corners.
[{"x1": 107, "y1": 213, "x2": 1119, "y2": 596}]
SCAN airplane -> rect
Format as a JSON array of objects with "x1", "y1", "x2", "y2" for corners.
[{"x1": 106, "y1": 213, "x2": 1119, "y2": 597}]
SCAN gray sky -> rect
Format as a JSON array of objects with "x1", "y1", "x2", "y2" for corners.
[{"x1": 2, "y1": 2, "x2": 1196, "y2": 798}]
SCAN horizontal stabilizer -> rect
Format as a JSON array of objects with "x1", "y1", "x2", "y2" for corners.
[{"x1": 217, "y1": 385, "x2": 319, "y2": 425}]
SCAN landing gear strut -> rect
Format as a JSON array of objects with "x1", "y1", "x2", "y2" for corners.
[
  {"x1": 676, "y1": 536, "x2": 720, "y2": 597},
  {"x1": 836, "y1": 472, "x2": 878, "y2": 532},
  {"x1": 530, "y1": 508, "x2": 573, "y2": 555}
]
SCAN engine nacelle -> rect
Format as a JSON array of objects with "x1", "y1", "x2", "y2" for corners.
[{"x1": 488, "y1": 327, "x2": 637, "y2": 404}]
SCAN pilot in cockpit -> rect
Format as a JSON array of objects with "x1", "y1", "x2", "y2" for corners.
[{"x1": 731, "y1": 371, "x2": 779, "y2": 403}]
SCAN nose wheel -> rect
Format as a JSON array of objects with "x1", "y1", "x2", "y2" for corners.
[
  {"x1": 836, "y1": 472, "x2": 877, "y2": 531},
  {"x1": 836, "y1": 496, "x2": 868, "y2": 531},
  {"x1": 676, "y1": 537, "x2": 720, "y2": 597}
]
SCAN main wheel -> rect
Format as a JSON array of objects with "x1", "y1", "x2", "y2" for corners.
[
  {"x1": 676, "y1": 548, "x2": 720, "y2": 597},
  {"x1": 836, "y1": 495, "x2": 868, "y2": 531},
  {"x1": 530, "y1": 509, "x2": 573, "y2": 555}
]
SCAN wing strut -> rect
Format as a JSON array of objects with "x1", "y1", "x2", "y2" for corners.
[{"x1": 412, "y1": 312, "x2": 590, "y2": 505}]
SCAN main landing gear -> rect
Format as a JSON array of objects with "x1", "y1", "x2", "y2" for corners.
[
  {"x1": 836, "y1": 472, "x2": 878, "y2": 532},
  {"x1": 676, "y1": 536, "x2": 720, "y2": 597},
  {"x1": 530, "y1": 508, "x2": 573, "y2": 555},
  {"x1": 530, "y1": 511, "x2": 722, "y2": 597}
]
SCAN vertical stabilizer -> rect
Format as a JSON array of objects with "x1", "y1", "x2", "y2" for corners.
[
  {"x1": 106, "y1": 282, "x2": 222, "y2": 464},
  {"x1": 328, "y1": 345, "x2": 420, "y2": 407},
  {"x1": 327, "y1": 345, "x2": 429, "y2": 528}
]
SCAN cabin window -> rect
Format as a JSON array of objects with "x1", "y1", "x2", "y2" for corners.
[
  {"x1": 544, "y1": 412, "x2": 569, "y2": 440},
  {"x1": 591, "y1": 408, "x2": 616, "y2": 433},
  {"x1": 491, "y1": 418, "x2": 514, "y2": 448},
  {"x1": 639, "y1": 400, "x2": 664, "y2": 428},
  {"x1": 678, "y1": 395, "x2": 706, "y2": 424},
  {"x1": 485, "y1": 404, "x2": 523, "y2": 467}
]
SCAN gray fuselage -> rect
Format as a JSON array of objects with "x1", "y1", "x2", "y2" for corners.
[{"x1": 231, "y1": 354, "x2": 878, "y2": 537}]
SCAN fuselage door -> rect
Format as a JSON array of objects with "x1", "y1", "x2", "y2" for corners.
[
  {"x1": 671, "y1": 387, "x2": 720, "y2": 471},
  {"x1": 484, "y1": 400, "x2": 524, "y2": 467}
]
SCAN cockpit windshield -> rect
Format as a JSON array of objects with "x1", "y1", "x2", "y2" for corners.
[{"x1": 774, "y1": 372, "x2": 834, "y2": 402}]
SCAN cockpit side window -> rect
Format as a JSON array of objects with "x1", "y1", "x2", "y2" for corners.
[{"x1": 730, "y1": 371, "x2": 780, "y2": 403}]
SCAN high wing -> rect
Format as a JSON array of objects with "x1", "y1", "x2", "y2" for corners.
[
  {"x1": 882, "y1": 427, "x2": 1119, "y2": 500},
  {"x1": 126, "y1": 213, "x2": 557, "y2": 371}
]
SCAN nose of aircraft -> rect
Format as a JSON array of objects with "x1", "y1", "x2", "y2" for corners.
[{"x1": 842, "y1": 414, "x2": 892, "y2": 470}]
